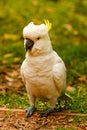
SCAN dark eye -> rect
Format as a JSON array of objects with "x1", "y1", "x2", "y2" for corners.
[{"x1": 37, "y1": 37, "x2": 40, "y2": 40}]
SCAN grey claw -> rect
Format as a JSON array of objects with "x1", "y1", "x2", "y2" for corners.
[
  {"x1": 42, "y1": 108, "x2": 54, "y2": 117},
  {"x1": 26, "y1": 106, "x2": 35, "y2": 117}
]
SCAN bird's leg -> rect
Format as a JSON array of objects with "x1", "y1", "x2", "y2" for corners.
[
  {"x1": 58, "y1": 100, "x2": 63, "y2": 111},
  {"x1": 26, "y1": 105, "x2": 36, "y2": 117},
  {"x1": 42, "y1": 98, "x2": 56, "y2": 117},
  {"x1": 58, "y1": 93, "x2": 73, "y2": 110},
  {"x1": 26, "y1": 95, "x2": 36, "y2": 117},
  {"x1": 42, "y1": 107, "x2": 54, "y2": 117}
]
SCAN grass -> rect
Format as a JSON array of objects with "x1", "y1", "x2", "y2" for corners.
[{"x1": 0, "y1": 0, "x2": 87, "y2": 117}]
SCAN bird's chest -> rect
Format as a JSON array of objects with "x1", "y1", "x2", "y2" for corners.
[
  {"x1": 28, "y1": 61, "x2": 52, "y2": 80},
  {"x1": 25, "y1": 56, "x2": 53, "y2": 86},
  {"x1": 27, "y1": 65, "x2": 54, "y2": 98},
  {"x1": 23, "y1": 55, "x2": 58, "y2": 99}
]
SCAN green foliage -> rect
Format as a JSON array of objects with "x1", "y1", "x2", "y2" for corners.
[
  {"x1": 0, "y1": 91, "x2": 29, "y2": 109},
  {"x1": 57, "y1": 127, "x2": 74, "y2": 130},
  {"x1": 0, "y1": 0, "x2": 87, "y2": 119},
  {"x1": 68, "y1": 87, "x2": 87, "y2": 114},
  {"x1": 73, "y1": 116, "x2": 87, "y2": 124}
]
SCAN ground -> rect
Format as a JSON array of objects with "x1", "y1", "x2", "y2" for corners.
[
  {"x1": 0, "y1": 0, "x2": 87, "y2": 129},
  {"x1": 0, "y1": 61, "x2": 87, "y2": 130},
  {"x1": 0, "y1": 108, "x2": 87, "y2": 130}
]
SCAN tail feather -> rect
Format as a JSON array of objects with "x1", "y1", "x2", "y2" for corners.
[{"x1": 59, "y1": 93, "x2": 73, "y2": 101}]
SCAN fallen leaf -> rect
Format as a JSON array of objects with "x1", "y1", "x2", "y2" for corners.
[
  {"x1": 78, "y1": 75, "x2": 87, "y2": 82},
  {"x1": 0, "y1": 117, "x2": 5, "y2": 121},
  {"x1": 64, "y1": 23, "x2": 73, "y2": 31},
  {"x1": 3, "y1": 33, "x2": 19, "y2": 40},
  {"x1": 73, "y1": 30, "x2": 79, "y2": 35},
  {"x1": 46, "y1": 7, "x2": 54, "y2": 12},
  {"x1": 4, "y1": 53, "x2": 14, "y2": 58},
  {"x1": 7, "y1": 70, "x2": 19, "y2": 78},
  {"x1": 68, "y1": 118, "x2": 74, "y2": 123},
  {"x1": 13, "y1": 57, "x2": 20, "y2": 62},
  {"x1": 66, "y1": 86, "x2": 75, "y2": 92},
  {"x1": 5, "y1": 75, "x2": 13, "y2": 82}
]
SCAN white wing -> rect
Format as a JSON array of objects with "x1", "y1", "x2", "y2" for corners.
[
  {"x1": 20, "y1": 69, "x2": 26, "y2": 85},
  {"x1": 20, "y1": 59, "x2": 27, "y2": 86},
  {"x1": 52, "y1": 51, "x2": 67, "y2": 97}
]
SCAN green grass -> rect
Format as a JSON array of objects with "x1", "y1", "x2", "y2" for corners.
[
  {"x1": 0, "y1": 91, "x2": 28, "y2": 109},
  {"x1": 57, "y1": 128, "x2": 75, "y2": 130},
  {"x1": 0, "y1": 0, "x2": 87, "y2": 117}
]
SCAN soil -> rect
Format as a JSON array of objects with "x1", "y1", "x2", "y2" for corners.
[{"x1": 0, "y1": 108, "x2": 87, "y2": 130}]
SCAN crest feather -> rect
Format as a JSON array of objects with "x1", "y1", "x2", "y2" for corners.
[{"x1": 44, "y1": 19, "x2": 52, "y2": 31}]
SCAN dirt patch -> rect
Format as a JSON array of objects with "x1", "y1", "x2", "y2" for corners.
[
  {"x1": 0, "y1": 108, "x2": 87, "y2": 130},
  {"x1": 0, "y1": 65, "x2": 24, "y2": 92}
]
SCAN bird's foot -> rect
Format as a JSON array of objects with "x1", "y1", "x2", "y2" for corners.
[
  {"x1": 41, "y1": 108, "x2": 54, "y2": 117},
  {"x1": 26, "y1": 106, "x2": 36, "y2": 117}
]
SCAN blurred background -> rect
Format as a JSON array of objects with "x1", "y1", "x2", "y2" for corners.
[{"x1": 0, "y1": 0, "x2": 87, "y2": 113}]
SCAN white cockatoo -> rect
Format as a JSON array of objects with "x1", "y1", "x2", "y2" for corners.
[{"x1": 21, "y1": 21, "x2": 71, "y2": 117}]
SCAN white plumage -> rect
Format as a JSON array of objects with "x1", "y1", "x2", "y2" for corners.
[{"x1": 21, "y1": 22, "x2": 67, "y2": 117}]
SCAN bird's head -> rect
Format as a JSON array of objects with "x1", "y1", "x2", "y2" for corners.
[{"x1": 23, "y1": 22, "x2": 52, "y2": 56}]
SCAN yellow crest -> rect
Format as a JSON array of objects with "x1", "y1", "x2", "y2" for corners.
[{"x1": 44, "y1": 19, "x2": 52, "y2": 31}]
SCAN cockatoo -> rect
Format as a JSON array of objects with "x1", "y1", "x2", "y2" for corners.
[{"x1": 21, "y1": 21, "x2": 71, "y2": 117}]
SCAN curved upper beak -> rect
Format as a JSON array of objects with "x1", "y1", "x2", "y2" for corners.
[{"x1": 25, "y1": 39, "x2": 34, "y2": 51}]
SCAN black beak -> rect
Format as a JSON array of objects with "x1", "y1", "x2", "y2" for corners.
[{"x1": 25, "y1": 39, "x2": 34, "y2": 51}]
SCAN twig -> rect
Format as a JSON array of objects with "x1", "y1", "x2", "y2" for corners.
[
  {"x1": 0, "y1": 108, "x2": 25, "y2": 113},
  {"x1": 52, "y1": 112, "x2": 87, "y2": 117},
  {"x1": 0, "y1": 108, "x2": 87, "y2": 117},
  {"x1": 35, "y1": 121, "x2": 49, "y2": 130}
]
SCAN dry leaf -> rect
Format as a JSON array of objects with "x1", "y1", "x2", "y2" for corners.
[
  {"x1": 4, "y1": 53, "x2": 13, "y2": 58},
  {"x1": 73, "y1": 30, "x2": 79, "y2": 35},
  {"x1": 66, "y1": 86, "x2": 75, "y2": 92},
  {"x1": 3, "y1": 33, "x2": 19, "y2": 40},
  {"x1": 5, "y1": 75, "x2": 13, "y2": 82},
  {"x1": 7, "y1": 70, "x2": 19, "y2": 78},
  {"x1": 13, "y1": 57, "x2": 20, "y2": 62},
  {"x1": 46, "y1": 7, "x2": 54, "y2": 12},
  {"x1": 64, "y1": 23, "x2": 72, "y2": 31},
  {"x1": 78, "y1": 75, "x2": 87, "y2": 82},
  {"x1": 68, "y1": 118, "x2": 74, "y2": 123}
]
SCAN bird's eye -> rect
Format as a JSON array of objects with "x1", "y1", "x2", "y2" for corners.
[{"x1": 37, "y1": 37, "x2": 40, "y2": 40}]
